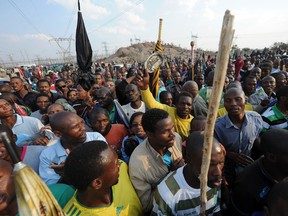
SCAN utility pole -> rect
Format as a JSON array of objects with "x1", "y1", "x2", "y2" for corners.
[
  {"x1": 49, "y1": 37, "x2": 74, "y2": 64},
  {"x1": 102, "y1": 42, "x2": 108, "y2": 57}
]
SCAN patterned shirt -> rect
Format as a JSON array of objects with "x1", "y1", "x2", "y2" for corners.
[
  {"x1": 261, "y1": 104, "x2": 288, "y2": 132},
  {"x1": 152, "y1": 166, "x2": 221, "y2": 216}
]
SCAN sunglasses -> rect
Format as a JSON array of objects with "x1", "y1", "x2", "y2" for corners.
[{"x1": 58, "y1": 85, "x2": 67, "y2": 89}]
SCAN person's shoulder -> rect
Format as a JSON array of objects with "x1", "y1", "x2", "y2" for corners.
[
  {"x1": 22, "y1": 115, "x2": 42, "y2": 122},
  {"x1": 215, "y1": 115, "x2": 227, "y2": 124},
  {"x1": 121, "y1": 103, "x2": 130, "y2": 109},
  {"x1": 130, "y1": 139, "x2": 147, "y2": 156},
  {"x1": 261, "y1": 106, "x2": 274, "y2": 117},
  {"x1": 245, "y1": 110, "x2": 262, "y2": 118},
  {"x1": 112, "y1": 124, "x2": 127, "y2": 130},
  {"x1": 40, "y1": 140, "x2": 62, "y2": 155},
  {"x1": 86, "y1": 132, "x2": 105, "y2": 140},
  {"x1": 27, "y1": 145, "x2": 47, "y2": 152},
  {"x1": 48, "y1": 183, "x2": 75, "y2": 208},
  {"x1": 129, "y1": 139, "x2": 148, "y2": 164}
]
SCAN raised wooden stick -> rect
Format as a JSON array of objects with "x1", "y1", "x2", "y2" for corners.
[
  {"x1": 190, "y1": 41, "x2": 195, "y2": 80},
  {"x1": 199, "y1": 10, "x2": 235, "y2": 216}
]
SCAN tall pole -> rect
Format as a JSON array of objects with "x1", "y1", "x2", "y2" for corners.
[
  {"x1": 190, "y1": 41, "x2": 195, "y2": 80},
  {"x1": 199, "y1": 10, "x2": 235, "y2": 215}
]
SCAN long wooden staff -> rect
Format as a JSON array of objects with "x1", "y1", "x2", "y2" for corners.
[
  {"x1": 190, "y1": 41, "x2": 195, "y2": 80},
  {"x1": 199, "y1": 10, "x2": 235, "y2": 216}
]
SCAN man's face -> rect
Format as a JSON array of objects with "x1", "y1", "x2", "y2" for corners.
[
  {"x1": 244, "y1": 78, "x2": 257, "y2": 95},
  {"x1": 62, "y1": 115, "x2": 87, "y2": 143},
  {"x1": 95, "y1": 75, "x2": 102, "y2": 85},
  {"x1": 224, "y1": 90, "x2": 245, "y2": 117},
  {"x1": 0, "y1": 161, "x2": 15, "y2": 214},
  {"x1": 100, "y1": 147, "x2": 120, "y2": 187},
  {"x1": 243, "y1": 61, "x2": 251, "y2": 70},
  {"x1": 172, "y1": 72, "x2": 181, "y2": 84},
  {"x1": 76, "y1": 85, "x2": 88, "y2": 101},
  {"x1": 130, "y1": 114, "x2": 146, "y2": 139},
  {"x1": 97, "y1": 92, "x2": 112, "y2": 108},
  {"x1": 57, "y1": 81, "x2": 68, "y2": 93},
  {"x1": 251, "y1": 69, "x2": 261, "y2": 80},
  {"x1": 0, "y1": 100, "x2": 14, "y2": 119},
  {"x1": 45, "y1": 76, "x2": 52, "y2": 85},
  {"x1": 161, "y1": 93, "x2": 173, "y2": 106},
  {"x1": 38, "y1": 82, "x2": 51, "y2": 95},
  {"x1": 224, "y1": 77, "x2": 230, "y2": 90},
  {"x1": 90, "y1": 113, "x2": 111, "y2": 135},
  {"x1": 125, "y1": 85, "x2": 140, "y2": 103},
  {"x1": 276, "y1": 74, "x2": 287, "y2": 89},
  {"x1": 47, "y1": 104, "x2": 65, "y2": 119},
  {"x1": 10, "y1": 78, "x2": 24, "y2": 92},
  {"x1": 67, "y1": 90, "x2": 78, "y2": 103},
  {"x1": 66, "y1": 79, "x2": 74, "y2": 88},
  {"x1": 262, "y1": 77, "x2": 276, "y2": 95},
  {"x1": 195, "y1": 74, "x2": 205, "y2": 86},
  {"x1": 105, "y1": 81, "x2": 115, "y2": 93},
  {"x1": 149, "y1": 117, "x2": 176, "y2": 148},
  {"x1": 207, "y1": 145, "x2": 225, "y2": 188},
  {"x1": 261, "y1": 66, "x2": 271, "y2": 78},
  {"x1": 36, "y1": 96, "x2": 51, "y2": 112},
  {"x1": 176, "y1": 96, "x2": 192, "y2": 119}
]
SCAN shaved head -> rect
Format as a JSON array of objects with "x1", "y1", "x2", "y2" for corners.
[
  {"x1": 182, "y1": 81, "x2": 199, "y2": 97},
  {"x1": 185, "y1": 131, "x2": 222, "y2": 163},
  {"x1": 224, "y1": 87, "x2": 245, "y2": 98},
  {"x1": 50, "y1": 111, "x2": 79, "y2": 131}
]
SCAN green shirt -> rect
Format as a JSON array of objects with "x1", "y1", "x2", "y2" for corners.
[{"x1": 261, "y1": 104, "x2": 288, "y2": 132}]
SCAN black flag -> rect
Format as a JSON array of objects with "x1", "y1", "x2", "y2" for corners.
[{"x1": 76, "y1": 0, "x2": 93, "y2": 91}]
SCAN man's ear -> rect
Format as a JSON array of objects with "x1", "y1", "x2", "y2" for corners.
[
  {"x1": 91, "y1": 178, "x2": 102, "y2": 190},
  {"x1": 53, "y1": 130, "x2": 62, "y2": 138}
]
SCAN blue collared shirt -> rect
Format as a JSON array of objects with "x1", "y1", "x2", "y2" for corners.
[
  {"x1": 39, "y1": 132, "x2": 106, "y2": 185},
  {"x1": 214, "y1": 111, "x2": 263, "y2": 156},
  {"x1": 214, "y1": 111, "x2": 263, "y2": 179}
]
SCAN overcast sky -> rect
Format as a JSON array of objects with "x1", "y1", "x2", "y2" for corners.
[{"x1": 1, "y1": 0, "x2": 288, "y2": 64}]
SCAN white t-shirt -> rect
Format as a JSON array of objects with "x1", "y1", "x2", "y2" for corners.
[{"x1": 121, "y1": 101, "x2": 146, "y2": 120}]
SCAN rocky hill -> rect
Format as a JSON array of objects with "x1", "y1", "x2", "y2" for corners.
[{"x1": 103, "y1": 42, "x2": 214, "y2": 64}]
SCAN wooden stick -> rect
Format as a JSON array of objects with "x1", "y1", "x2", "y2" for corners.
[
  {"x1": 158, "y1": 18, "x2": 163, "y2": 41},
  {"x1": 199, "y1": 10, "x2": 235, "y2": 216},
  {"x1": 190, "y1": 41, "x2": 195, "y2": 80}
]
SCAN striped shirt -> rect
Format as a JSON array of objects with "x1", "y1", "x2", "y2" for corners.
[
  {"x1": 151, "y1": 166, "x2": 221, "y2": 216},
  {"x1": 261, "y1": 104, "x2": 288, "y2": 132}
]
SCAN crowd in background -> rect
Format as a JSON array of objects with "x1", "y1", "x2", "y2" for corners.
[{"x1": 1, "y1": 47, "x2": 288, "y2": 216}]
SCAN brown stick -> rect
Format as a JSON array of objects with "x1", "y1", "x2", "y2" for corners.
[
  {"x1": 199, "y1": 10, "x2": 235, "y2": 216},
  {"x1": 158, "y1": 18, "x2": 163, "y2": 41},
  {"x1": 191, "y1": 41, "x2": 195, "y2": 80}
]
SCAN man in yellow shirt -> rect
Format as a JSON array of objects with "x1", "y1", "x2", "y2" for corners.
[
  {"x1": 64, "y1": 140, "x2": 142, "y2": 216},
  {"x1": 135, "y1": 69, "x2": 193, "y2": 140}
]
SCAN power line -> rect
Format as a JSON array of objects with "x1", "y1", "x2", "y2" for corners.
[
  {"x1": 63, "y1": 0, "x2": 78, "y2": 37},
  {"x1": 88, "y1": 0, "x2": 145, "y2": 35},
  {"x1": 7, "y1": 0, "x2": 52, "y2": 40}
]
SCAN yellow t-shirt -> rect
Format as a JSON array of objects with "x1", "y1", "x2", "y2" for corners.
[
  {"x1": 141, "y1": 87, "x2": 193, "y2": 140},
  {"x1": 64, "y1": 161, "x2": 142, "y2": 216}
]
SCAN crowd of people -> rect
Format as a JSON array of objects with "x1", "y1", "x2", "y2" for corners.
[{"x1": 1, "y1": 49, "x2": 288, "y2": 216}]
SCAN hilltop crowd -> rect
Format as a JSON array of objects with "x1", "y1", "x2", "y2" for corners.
[{"x1": 1, "y1": 48, "x2": 288, "y2": 216}]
